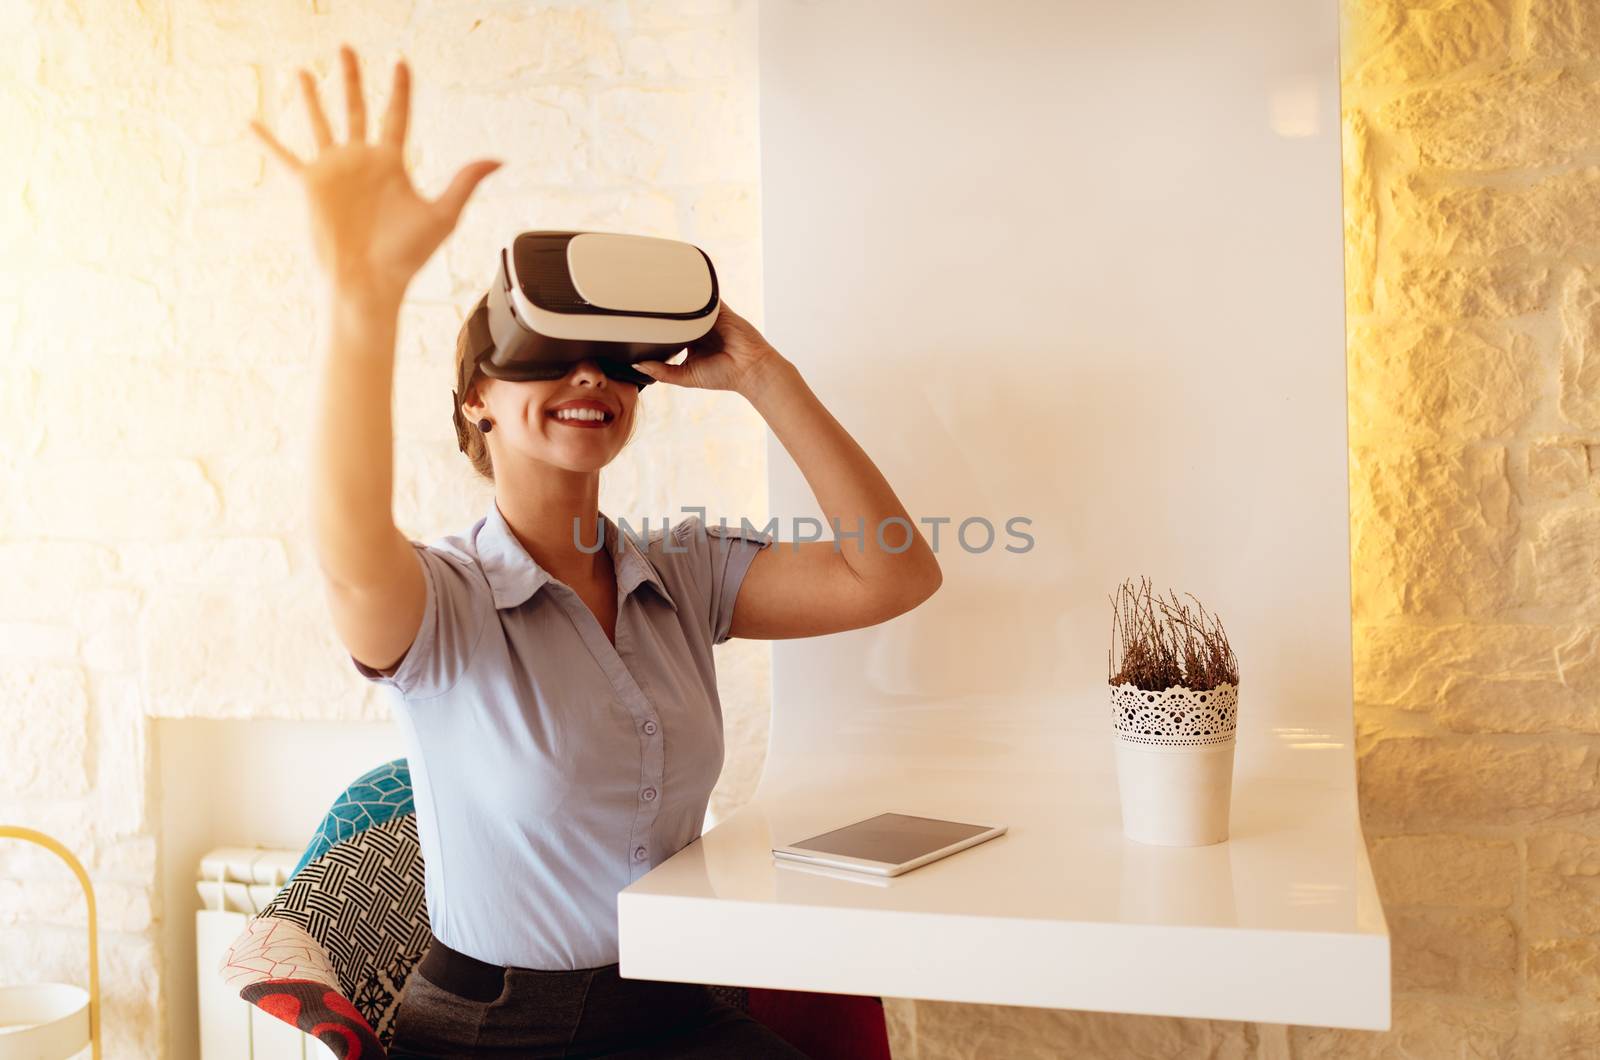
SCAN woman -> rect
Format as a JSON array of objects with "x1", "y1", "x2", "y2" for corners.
[{"x1": 250, "y1": 44, "x2": 941, "y2": 1058}]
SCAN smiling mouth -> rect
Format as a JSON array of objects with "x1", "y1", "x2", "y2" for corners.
[{"x1": 547, "y1": 409, "x2": 615, "y2": 427}]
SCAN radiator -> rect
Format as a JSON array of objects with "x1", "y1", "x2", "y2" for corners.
[{"x1": 196, "y1": 846, "x2": 336, "y2": 1060}]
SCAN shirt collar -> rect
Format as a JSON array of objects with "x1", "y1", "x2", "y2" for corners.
[{"x1": 475, "y1": 499, "x2": 677, "y2": 613}]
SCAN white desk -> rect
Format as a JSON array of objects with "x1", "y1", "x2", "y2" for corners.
[{"x1": 619, "y1": 695, "x2": 1389, "y2": 1030}]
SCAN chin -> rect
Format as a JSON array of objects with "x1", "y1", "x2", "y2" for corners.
[{"x1": 548, "y1": 450, "x2": 620, "y2": 473}]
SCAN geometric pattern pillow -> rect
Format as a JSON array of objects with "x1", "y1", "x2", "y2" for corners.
[
  {"x1": 219, "y1": 759, "x2": 428, "y2": 1056},
  {"x1": 255, "y1": 815, "x2": 428, "y2": 1035}
]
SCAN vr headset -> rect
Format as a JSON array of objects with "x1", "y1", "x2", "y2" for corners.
[{"x1": 457, "y1": 225, "x2": 719, "y2": 386}]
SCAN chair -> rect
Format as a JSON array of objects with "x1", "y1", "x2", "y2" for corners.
[{"x1": 218, "y1": 758, "x2": 892, "y2": 1059}]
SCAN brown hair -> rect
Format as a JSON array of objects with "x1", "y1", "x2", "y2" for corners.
[
  {"x1": 451, "y1": 294, "x2": 642, "y2": 483},
  {"x1": 453, "y1": 294, "x2": 496, "y2": 482}
]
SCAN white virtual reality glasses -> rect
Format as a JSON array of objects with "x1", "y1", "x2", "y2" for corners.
[{"x1": 476, "y1": 229, "x2": 720, "y2": 388}]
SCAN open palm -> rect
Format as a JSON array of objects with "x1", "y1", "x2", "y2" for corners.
[{"x1": 250, "y1": 45, "x2": 501, "y2": 299}]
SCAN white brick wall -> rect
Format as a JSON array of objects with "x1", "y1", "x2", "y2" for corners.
[{"x1": 0, "y1": 3, "x2": 769, "y2": 1056}]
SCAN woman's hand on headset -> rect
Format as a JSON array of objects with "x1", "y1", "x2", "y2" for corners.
[
  {"x1": 632, "y1": 301, "x2": 792, "y2": 395},
  {"x1": 249, "y1": 44, "x2": 502, "y2": 303}
]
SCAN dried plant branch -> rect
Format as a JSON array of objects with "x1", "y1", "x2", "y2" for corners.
[{"x1": 1107, "y1": 576, "x2": 1239, "y2": 692}]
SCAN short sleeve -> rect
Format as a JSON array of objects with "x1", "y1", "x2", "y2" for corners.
[
  {"x1": 349, "y1": 542, "x2": 492, "y2": 699},
  {"x1": 699, "y1": 519, "x2": 776, "y2": 645}
]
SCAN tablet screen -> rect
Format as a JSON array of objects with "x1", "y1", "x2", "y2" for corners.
[{"x1": 789, "y1": 812, "x2": 993, "y2": 864}]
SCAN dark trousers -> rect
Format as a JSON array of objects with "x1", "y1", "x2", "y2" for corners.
[{"x1": 387, "y1": 937, "x2": 812, "y2": 1059}]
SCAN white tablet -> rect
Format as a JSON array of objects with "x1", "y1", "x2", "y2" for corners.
[{"x1": 771, "y1": 812, "x2": 1007, "y2": 877}]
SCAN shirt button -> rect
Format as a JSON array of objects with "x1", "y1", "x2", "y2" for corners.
[
  {"x1": 643, "y1": 720, "x2": 658, "y2": 735},
  {"x1": 642, "y1": 787, "x2": 657, "y2": 801},
  {"x1": 633, "y1": 846, "x2": 648, "y2": 861}
]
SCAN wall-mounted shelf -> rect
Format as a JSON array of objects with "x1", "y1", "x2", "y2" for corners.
[{"x1": 620, "y1": 698, "x2": 1388, "y2": 1030}]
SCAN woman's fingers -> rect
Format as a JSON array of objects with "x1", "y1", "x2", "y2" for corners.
[
  {"x1": 249, "y1": 119, "x2": 305, "y2": 173},
  {"x1": 298, "y1": 68, "x2": 334, "y2": 150},
  {"x1": 379, "y1": 59, "x2": 410, "y2": 150},
  {"x1": 340, "y1": 45, "x2": 367, "y2": 143},
  {"x1": 288, "y1": 48, "x2": 381, "y2": 153},
  {"x1": 431, "y1": 159, "x2": 504, "y2": 230},
  {"x1": 631, "y1": 360, "x2": 675, "y2": 384}
]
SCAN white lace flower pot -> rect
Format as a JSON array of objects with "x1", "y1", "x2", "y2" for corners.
[{"x1": 1109, "y1": 681, "x2": 1239, "y2": 846}]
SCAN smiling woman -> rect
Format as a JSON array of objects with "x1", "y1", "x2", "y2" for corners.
[{"x1": 244, "y1": 37, "x2": 932, "y2": 1060}]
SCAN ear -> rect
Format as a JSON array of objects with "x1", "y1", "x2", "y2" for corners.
[{"x1": 459, "y1": 377, "x2": 489, "y2": 417}]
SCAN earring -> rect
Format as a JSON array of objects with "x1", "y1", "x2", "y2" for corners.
[{"x1": 478, "y1": 418, "x2": 493, "y2": 434}]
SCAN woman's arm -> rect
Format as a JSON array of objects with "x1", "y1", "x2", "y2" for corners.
[
  {"x1": 736, "y1": 357, "x2": 943, "y2": 639},
  {"x1": 634, "y1": 306, "x2": 943, "y2": 639},
  {"x1": 250, "y1": 45, "x2": 500, "y2": 668},
  {"x1": 312, "y1": 281, "x2": 438, "y2": 675},
  {"x1": 312, "y1": 287, "x2": 411, "y2": 589}
]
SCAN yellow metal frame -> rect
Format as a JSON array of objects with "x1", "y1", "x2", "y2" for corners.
[{"x1": 0, "y1": 826, "x2": 101, "y2": 1060}]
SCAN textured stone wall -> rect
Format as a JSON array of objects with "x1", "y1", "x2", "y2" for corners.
[
  {"x1": 1338, "y1": 0, "x2": 1599, "y2": 1053},
  {"x1": 2, "y1": 0, "x2": 1581, "y2": 1056}
]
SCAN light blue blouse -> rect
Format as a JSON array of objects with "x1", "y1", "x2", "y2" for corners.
[{"x1": 350, "y1": 499, "x2": 774, "y2": 969}]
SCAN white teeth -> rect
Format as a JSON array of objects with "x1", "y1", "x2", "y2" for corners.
[{"x1": 552, "y1": 408, "x2": 609, "y2": 422}]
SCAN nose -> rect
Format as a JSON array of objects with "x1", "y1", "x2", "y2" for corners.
[{"x1": 569, "y1": 359, "x2": 609, "y2": 383}]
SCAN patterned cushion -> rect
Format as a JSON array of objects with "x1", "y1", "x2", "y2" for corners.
[
  {"x1": 221, "y1": 759, "x2": 428, "y2": 1055},
  {"x1": 257, "y1": 814, "x2": 430, "y2": 1032}
]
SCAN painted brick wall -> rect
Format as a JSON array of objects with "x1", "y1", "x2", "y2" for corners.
[{"x1": 0, "y1": 3, "x2": 767, "y2": 1056}]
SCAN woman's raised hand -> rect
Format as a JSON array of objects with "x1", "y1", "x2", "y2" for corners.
[{"x1": 249, "y1": 44, "x2": 502, "y2": 302}]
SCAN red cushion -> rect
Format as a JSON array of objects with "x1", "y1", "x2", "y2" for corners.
[{"x1": 745, "y1": 987, "x2": 893, "y2": 1059}]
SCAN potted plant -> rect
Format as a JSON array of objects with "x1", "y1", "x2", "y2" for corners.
[{"x1": 1107, "y1": 577, "x2": 1240, "y2": 846}]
